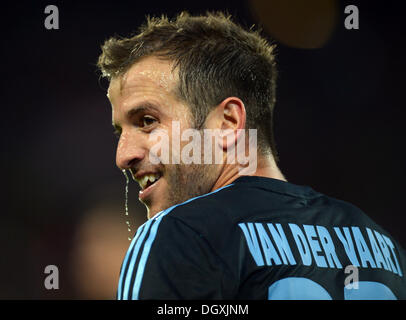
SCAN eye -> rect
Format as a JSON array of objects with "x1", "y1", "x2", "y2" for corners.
[{"x1": 141, "y1": 115, "x2": 157, "y2": 127}]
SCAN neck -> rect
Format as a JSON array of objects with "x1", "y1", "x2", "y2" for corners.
[{"x1": 210, "y1": 153, "x2": 287, "y2": 192}]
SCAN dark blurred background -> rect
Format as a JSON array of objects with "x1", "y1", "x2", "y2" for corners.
[{"x1": 1, "y1": 0, "x2": 405, "y2": 299}]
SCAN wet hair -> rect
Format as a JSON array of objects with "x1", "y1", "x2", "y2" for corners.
[{"x1": 97, "y1": 11, "x2": 279, "y2": 158}]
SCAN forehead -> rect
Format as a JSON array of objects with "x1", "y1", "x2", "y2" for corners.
[{"x1": 107, "y1": 56, "x2": 177, "y2": 101}]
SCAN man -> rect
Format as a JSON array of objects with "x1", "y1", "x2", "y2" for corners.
[{"x1": 97, "y1": 12, "x2": 406, "y2": 299}]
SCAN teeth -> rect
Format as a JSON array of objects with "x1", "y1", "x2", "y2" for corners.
[{"x1": 137, "y1": 174, "x2": 160, "y2": 190}]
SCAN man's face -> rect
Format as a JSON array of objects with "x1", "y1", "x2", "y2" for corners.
[{"x1": 108, "y1": 56, "x2": 219, "y2": 218}]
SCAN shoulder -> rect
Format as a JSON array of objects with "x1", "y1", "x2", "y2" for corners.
[{"x1": 317, "y1": 194, "x2": 384, "y2": 228}]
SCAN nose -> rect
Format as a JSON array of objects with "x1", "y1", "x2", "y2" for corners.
[{"x1": 115, "y1": 131, "x2": 145, "y2": 170}]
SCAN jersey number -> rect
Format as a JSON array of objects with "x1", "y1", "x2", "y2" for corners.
[{"x1": 268, "y1": 277, "x2": 397, "y2": 300}]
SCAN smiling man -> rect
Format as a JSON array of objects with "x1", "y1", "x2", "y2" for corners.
[
  {"x1": 97, "y1": 12, "x2": 406, "y2": 300},
  {"x1": 107, "y1": 57, "x2": 220, "y2": 217}
]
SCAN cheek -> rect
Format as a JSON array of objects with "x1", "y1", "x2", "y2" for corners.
[{"x1": 147, "y1": 128, "x2": 171, "y2": 164}]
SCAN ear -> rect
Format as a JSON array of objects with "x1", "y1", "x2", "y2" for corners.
[{"x1": 216, "y1": 97, "x2": 247, "y2": 150}]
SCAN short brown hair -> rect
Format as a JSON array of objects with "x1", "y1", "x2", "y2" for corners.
[{"x1": 97, "y1": 11, "x2": 278, "y2": 158}]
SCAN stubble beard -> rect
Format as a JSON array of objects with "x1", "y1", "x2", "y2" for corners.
[
  {"x1": 166, "y1": 161, "x2": 218, "y2": 209},
  {"x1": 145, "y1": 123, "x2": 220, "y2": 215}
]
